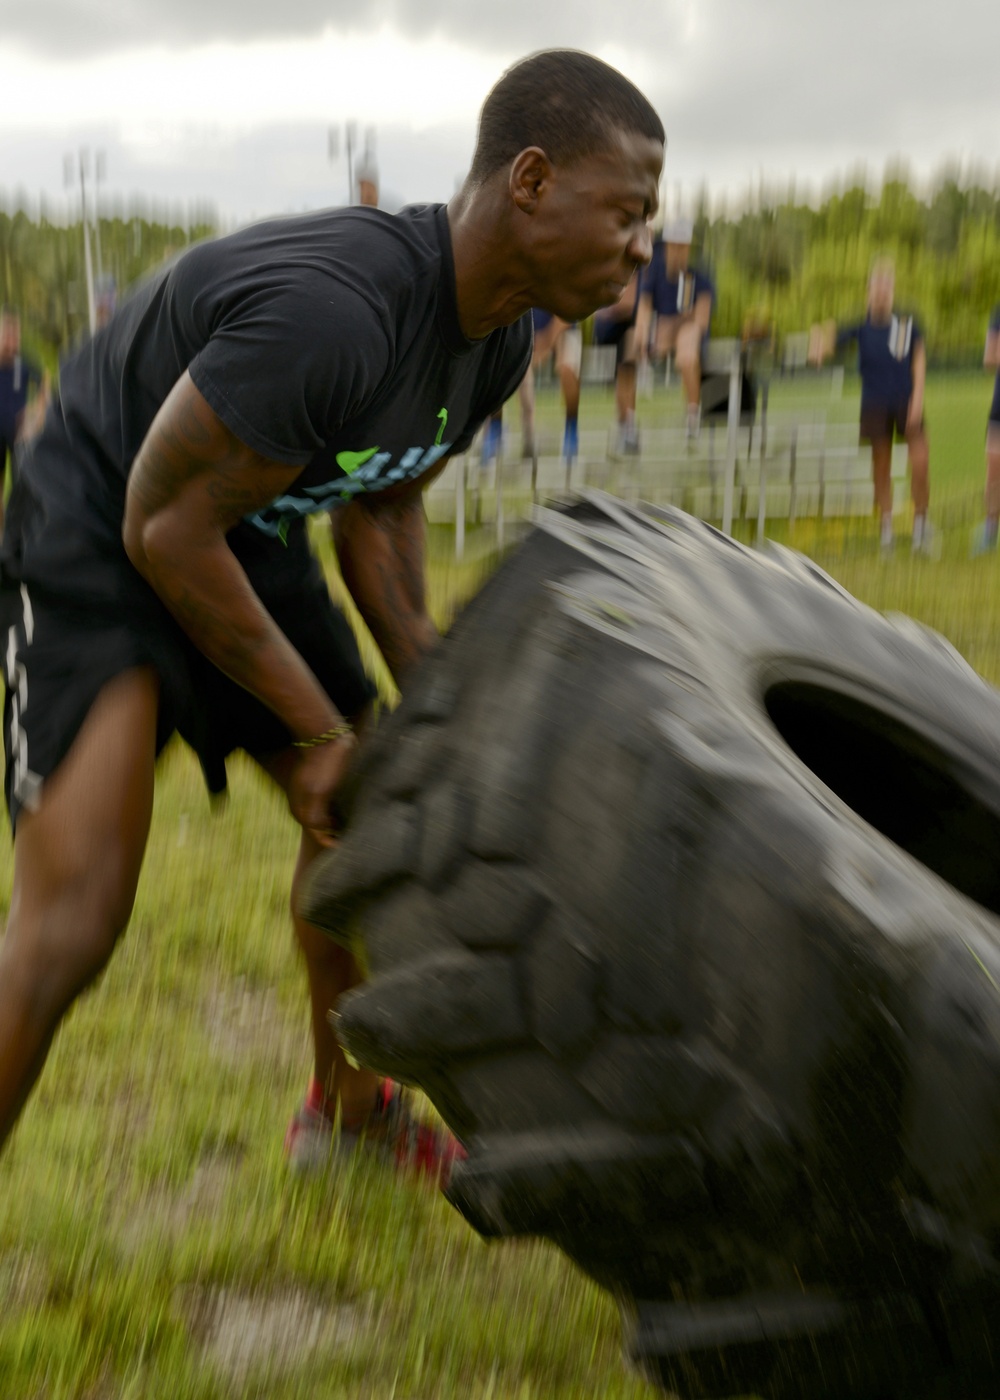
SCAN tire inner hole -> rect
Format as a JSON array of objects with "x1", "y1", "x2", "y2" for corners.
[{"x1": 764, "y1": 680, "x2": 1000, "y2": 915}]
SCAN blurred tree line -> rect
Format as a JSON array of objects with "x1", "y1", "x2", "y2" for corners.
[
  {"x1": 0, "y1": 204, "x2": 215, "y2": 372},
  {"x1": 3, "y1": 166, "x2": 1000, "y2": 371},
  {"x1": 694, "y1": 166, "x2": 1000, "y2": 364}
]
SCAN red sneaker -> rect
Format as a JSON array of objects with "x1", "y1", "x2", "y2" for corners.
[{"x1": 284, "y1": 1077, "x2": 465, "y2": 1185}]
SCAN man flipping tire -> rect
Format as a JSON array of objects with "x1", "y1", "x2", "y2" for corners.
[{"x1": 0, "y1": 50, "x2": 663, "y2": 1176}]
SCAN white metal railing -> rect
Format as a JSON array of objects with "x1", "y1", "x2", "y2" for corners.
[{"x1": 431, "y1": 350, "x2": 893, "y2": 558}]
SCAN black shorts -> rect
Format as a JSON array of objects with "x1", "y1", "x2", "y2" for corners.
[
  {"x1": 593, "y1": 316, "x2": 636, "y2": 366},
  {"x1": 860, "y1": 402, "x2": 924, "y2": 444},
  {"x1": 1, "y1": 564, "x2": 376, "y2": 829}
]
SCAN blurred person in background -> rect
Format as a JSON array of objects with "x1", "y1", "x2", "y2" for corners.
[
  {"x1": 811, "y1": 258, "x2": 931, "y2": 554},
  {"x1": 519, "y1": 310, "x2": 582, "y2": 462},
  {"x1": 481, "y1": 310, "x2": 582, "y2": 466},
  {"x1": 634, "y1": 216, "x2": 714, "y2": 438},
  {"x1": 974, "y1": 304, "x2": 1000, "y2": 553},
  {"x1": 0, "y1": 49, "x2": 662, "y2": 1177},
  {"x1": 0, "y1": 310, "x2": 45, "y2": 533},
  {"x1": 592, "y1": 268, "x2": 641, "y2": 456}
]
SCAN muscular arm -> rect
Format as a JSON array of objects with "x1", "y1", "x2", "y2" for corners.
[
  {"x1": 123, "y1": 370, "x2": 344, "y2": 744},
  {"x1": 332, "y1": 481, "x2": 439, "y2": 688},
  {"x1": 692, "y1": 290, "x2": 713, "y2": 338}
]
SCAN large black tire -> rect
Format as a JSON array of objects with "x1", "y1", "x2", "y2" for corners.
[{"x1": 303, "y1": 494, "x2": 1000, "y2": 1399}]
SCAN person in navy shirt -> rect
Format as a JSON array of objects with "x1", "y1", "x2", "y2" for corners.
[
  {"x1": 635, "y1": 216, "x2": 714, "y2": 436},
  {"x1": 0, "y1": 50, "x2": 664, "y2": 1180},
  {"x1": 813, "y1": 258, "x2": 930, "y2": 552},
  {"x1": 974, "y1": 306, "x2": 1000, "y2": 552},
  {"x1": 0, "y1": 310, "x2": 44, "y2": 531}
]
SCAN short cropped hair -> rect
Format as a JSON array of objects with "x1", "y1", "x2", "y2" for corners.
[
  {"x1": 869, "y1": 255, "x2": 895, "y2": 285},
  {"x1": 469, "y1": 50, "x2": 665, "y2": 184}
]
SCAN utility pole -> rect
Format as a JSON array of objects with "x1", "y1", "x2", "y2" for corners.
[
  {"x1": 329, "y1": 121, "x2": 359, "y2": 203},
  {"x1": 64, "y1": 149, "x2": 96, "y2": 335},
  {"x1": 93, "y1": 150, "x2": 106, "y2": 282}
]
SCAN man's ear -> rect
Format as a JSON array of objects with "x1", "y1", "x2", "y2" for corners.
[{"x1": 509, "y1": 147, "x2": 552, "y2": 215}]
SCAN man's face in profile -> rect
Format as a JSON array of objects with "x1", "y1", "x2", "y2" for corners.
[{"x1": 528, "y1": 129, "x2": 662, "y2": 323}]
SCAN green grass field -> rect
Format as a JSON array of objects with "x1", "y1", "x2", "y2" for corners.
[{"x1": 1, "y1": 371, "x2": 998, "y2": 1399}]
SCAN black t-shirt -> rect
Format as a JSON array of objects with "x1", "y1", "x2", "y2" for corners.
[
  {"x1": 6, "y1": 203, "x2": 531, "y2": 604},
  {"x1": 836, "y1": 312, "x2": 922, "y2": 409}
]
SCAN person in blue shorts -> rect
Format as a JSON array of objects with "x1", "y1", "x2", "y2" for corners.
[
  {"x1": 974, "y1": 306, "x2": 1000, "y2": 552},
  {"x1": 813, "y1": 258, "x2": 931, "y2": 553},
  {"x1": 592, "y1": 269, "x2": 641, "y2": 455},
  {"x1": 635, "y1": 216, "x2": 714, "y2": 436}
]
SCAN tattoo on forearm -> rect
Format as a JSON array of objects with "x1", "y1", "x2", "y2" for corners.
[{"x1": 128, "y1": 374, "x2": 292, "y2": 527}]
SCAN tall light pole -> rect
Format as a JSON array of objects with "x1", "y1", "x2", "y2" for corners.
[
  {"x1": 93, "y1": 150, "x2": 106, "y2": 283},
  {"x1": 328, "y1": 122, "x2": 359, "y2": 203},
  {"x1": 64, "y1": 149, "x2": 96, "y2": 335}
]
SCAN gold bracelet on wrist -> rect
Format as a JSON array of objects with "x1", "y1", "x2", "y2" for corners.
[{"x1": 292, "y1": 722, "x2": 355, "y2": 750}]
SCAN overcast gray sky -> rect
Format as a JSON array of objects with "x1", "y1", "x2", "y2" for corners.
[{"x1": 2, "y1": 0, "x2": 997, "y2": 223}]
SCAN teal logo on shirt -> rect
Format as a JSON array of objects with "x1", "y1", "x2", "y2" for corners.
[
  {"x1": 336, "y1": 446, "x2": 379, "y2": 474},
  {"x1": 246, "y1": 439, "x2": 453, "y2": 539}
]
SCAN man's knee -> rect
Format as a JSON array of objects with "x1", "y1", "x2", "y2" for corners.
[
  {"x1": 675, "y1": 324, "x2": 702, "y2": 371},
  {"x1": 3, "y1": 878, "x2": 130, "y2": 1020},
  {"x1": 618, "y1": 329, "x2": 637, "y2": 369},
  {"x1": 654, "y1": 319, "x2": 677, "y2": 360},
  {"x1": 557, "y1": 326, "x2": 583, "y2": 379}
]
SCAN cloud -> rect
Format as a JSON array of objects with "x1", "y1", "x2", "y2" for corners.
[
  {"x1": 0, "y1": 30, "x2": 506, "y2": 135},
  {"x1": 1, "y1": 0, "x2": 998, "y2": 222},
  {"x1": 652, "y1": 0, "x2": 1000, "y2": 167},
  {"x1": 9, "y1": 0, "x2": 998, "y2": 168},
  {"x1": 7, "y1": 0, "x2": 690, "y2": 60}
]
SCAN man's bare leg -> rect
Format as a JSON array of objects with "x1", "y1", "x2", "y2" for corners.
[
  {"x1": 255, "y1": 741, "x2": 470, "y2": 1177},
  {"x1": 0, "y1": 667, "x2": 158, "y2": 1150},
  {"x1": 615, "y1": 329, "x2": 638, "y2": 428},
  {"x1": 984, "y1": 426, "x2": 1000, "y2": 547},
  {"x1": 517, "y1": 367, "x2": 536, "y2": 458},
  {"x1": 986, "y1": 429, "x2": 1000, "y2": 522},
  {"x1": 291, "y1": 827, "x2": 378, "y2": 1119},
  {"x1": 871, "y1": 438, "x2": 894, "y2": 547},
  {"x1": 557, "y1": 356, "x2": 581, "y2": 424},
  {"x1": 254, "y1": 747, "x2": 378, "y2": 1124},
  {"x1": 652, "y1": 315, "x2": 676, "y2": 377},
  {"x1": 266, "y1": 758, "x2": 462, "y2": 1177},
  {"x1": 555, "y1": 330, "x2": 581, "y2": 461},
  {"x1": 907, "y1": 426, "x2": 930, "y2": 544},
  {"x1": 675, "y1": 321, "x2": 703, "y2": 413}
]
